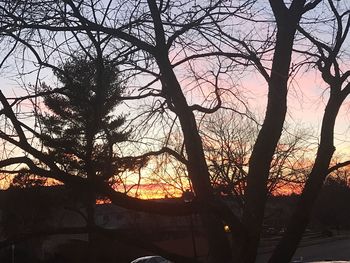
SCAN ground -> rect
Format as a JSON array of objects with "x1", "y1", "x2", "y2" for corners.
[{"x1": 256, "y1": 232, "x2": 350, "y2": 263}]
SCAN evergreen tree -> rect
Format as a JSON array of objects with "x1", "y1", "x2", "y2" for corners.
[
  {"x1": 39, "y1": 57, "x2": 128, "y2": 182},
  {"x1": 37, "y1": 57, "x2": 129, "y2": 261}
]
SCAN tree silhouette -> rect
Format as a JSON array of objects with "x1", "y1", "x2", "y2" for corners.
[
  {"x1": 39, "y1": 57, "x2": 128, "y2": 180},
  {"x1": 37, "y1": 56, "x2": 129, "y2": 262},
  {"x1": 2, "y1": 1, "x2": 350, "y2": 262}
]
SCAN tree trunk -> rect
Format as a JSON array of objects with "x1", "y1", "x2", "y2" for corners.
[
  {"x1": 157, "y1": 55, "x2": 232, "y2": 262},
  {"x1": 87, "y1": 194, "x2": 97, "y2": 263},
  {"x1": 86, "y1": 127, "x2": 97, "y2": 263},
  {"x1": 268, "y1": 95, "x2": 344, "y2": 263},
  {"x1": 241, "y1": 2, "x2": 306, "y2": 262},
  {"x1": 144, "y1": 0, "x2": 233, "y2": 259}
]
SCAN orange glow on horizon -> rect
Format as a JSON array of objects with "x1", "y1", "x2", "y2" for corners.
[
  {"x1": 114, "y1": 183, "x2": 184, "y2": 200},
  {"x1": 116, "y1": 181, "x2": 304, "y2": 200},
  {"x1": 271, "y1": 182, "x2": 303, "y2": 196}
]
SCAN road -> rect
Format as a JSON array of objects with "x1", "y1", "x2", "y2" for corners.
[{"x1": 256, "y1": 236, "x2": 350, "y2": 262}]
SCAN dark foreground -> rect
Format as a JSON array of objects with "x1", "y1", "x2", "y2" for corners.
[{"x1": 256, "y1": 235, "x2": 350, "y2": 263}]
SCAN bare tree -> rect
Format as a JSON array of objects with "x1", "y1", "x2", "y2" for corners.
[
  {"x1": 0, "y1": 1, "x2": 248, "y2": 261},
  {"x1": 202, "y1": 111, "x2": 312, "y2": 203},
  {"x1": 269, "y1": 1, "x2": 350, "y2": 261},
  {"x1": 1, "y1": 1, "x2": 350, "y2": 263}
]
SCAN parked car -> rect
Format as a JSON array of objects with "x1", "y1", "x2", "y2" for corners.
[{"x1": 130, "y1": 255, "x2": 172, "y2": 263}]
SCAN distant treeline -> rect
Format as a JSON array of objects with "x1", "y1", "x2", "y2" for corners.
[{"x1": 264, "y1": 178, "x2": 350, "y2": 232}]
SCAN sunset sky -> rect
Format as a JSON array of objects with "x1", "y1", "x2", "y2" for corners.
[{"x1": 1, "y1": 62, "x2": 350, "y2": 198}]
